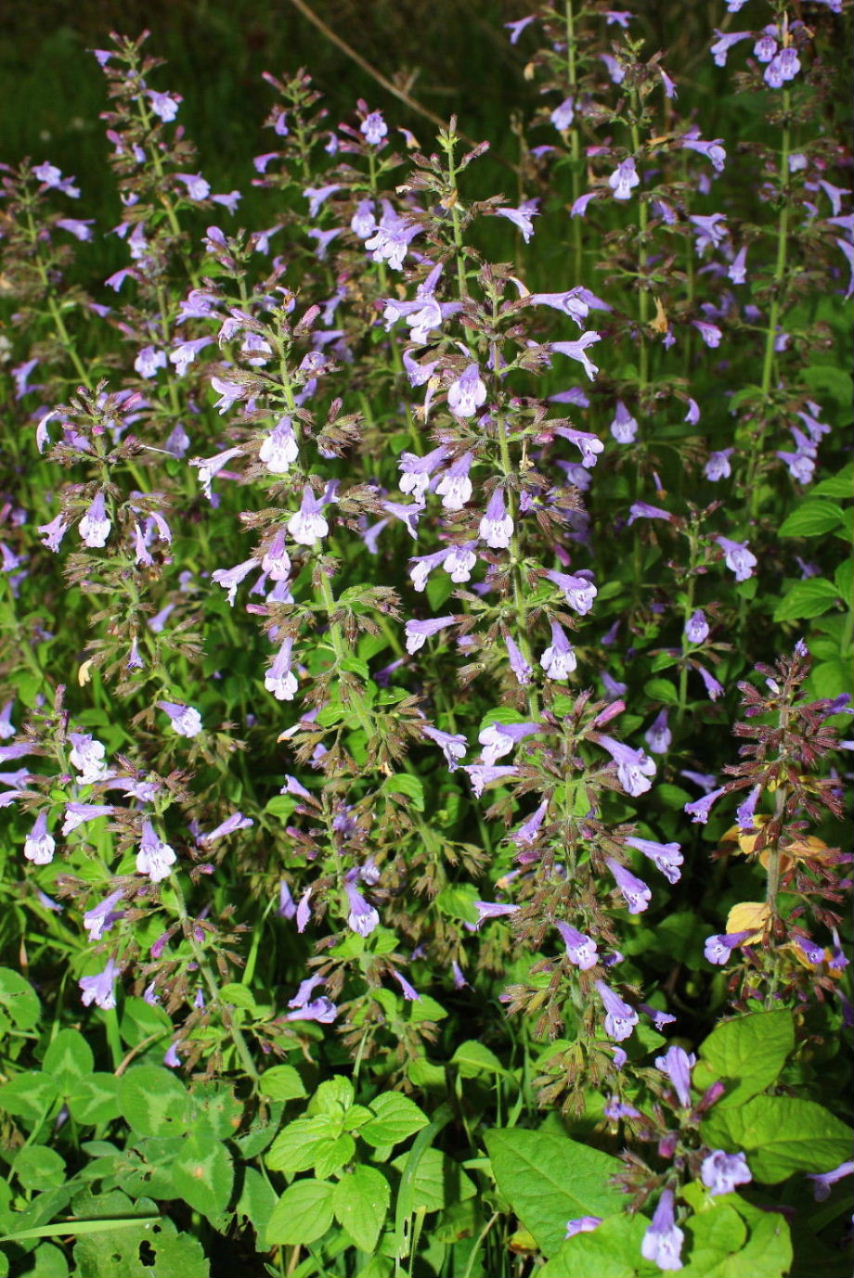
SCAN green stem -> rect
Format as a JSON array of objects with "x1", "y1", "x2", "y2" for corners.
[{"x1": 564, "y1": 0, "x2": 583, "y2": 282}]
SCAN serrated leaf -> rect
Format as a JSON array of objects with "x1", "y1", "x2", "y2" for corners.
[
  {"x1": 333, "y1": 1166, "x2": 390, "y2": 1252},
  {"x1": 485, "y1": 1128, "x2": 624, "y2": 1257},
  {"x1": 380, "y1": 773, "x2": 425, "y2": 810},
  {"x1": 265, "y1": 1115, "x2": 342, "y2": 1174},
  {"x1": 258, "y1": 1065, "x2": 306, "y2": 1101},
  {"x1": 309, "y1": 1075, "x2": 355, "y2": 1114},
  {"x1": 265, "y1": 1180, "x2": 335, "y2": 1246},
  {"x1": 701, "y1": 1095, "x2": 850, "y2": 1183},
  {"x1": 695, "y1": 1010, "x2": 793, "y2": 1108},
  {"x1": 772, "y1": 578, "x2": 840, "y2": 622},
  {"x1": 361, "y1": 1093, "x2": 429, "y2": 1147},
  {"x1": 236, "y1": 1166, "x2": 277, "y2": 1239},
  {"x1": 391, "y1": 1147, "x2": 476, "y2": 1215},
  {"x1": 540, "y1": 1214, "x2": 650, "y2": 1277},
  {"x1": 778, "y1": 502, "x2": 844, "y2": 537}
]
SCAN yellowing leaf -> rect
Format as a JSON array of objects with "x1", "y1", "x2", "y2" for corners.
[
  {"x1": 721, "y1": 815, "x2": 770, "y2": 855},
  {"x1": 726, "y1": 901, "x2": 770, "y2": 942},
  {"x1": 650, "y1": 296, "x2": 669, "y2": 334},
  {"x1": 78, "y1": 659, "x2": 94, "y2": 686}
]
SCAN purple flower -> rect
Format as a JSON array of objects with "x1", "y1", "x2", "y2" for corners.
[
  {"x1": 506, "y1": 635, "x2": 533, "y2": 686},
  {"x1": 39, "y1": 513, "x2": 70, "y2": 553},
  {"x1": 625, "y1": 837, "x2": 683, "y2": 884},
  {"x1": 611, "y1": 400, "x2": 638, "y2": 443},
  {"x1": 24, "y1": 812, "x2": 55, "y2": 865},
  {"x1": 546, "y1": 569, "x2": 597, "y2": 615},
  {"x1": 364, "y1": 201, "x2": 422, "y2": 270},
  {"x1": 79, "y1": 492, "x2": 111, "y2": 548},
  {"x1": 296, "y1": 887, "x2": 312, "y2": 933},
  {"x1": 288, "y1": 486, "x2": 330, "y2": 545},
  {"x1": 62, "y1": 802, "x2": 114, "y2": 836},
  {"x1": 690, "y1": 213, "x2": 728, "y2": 256},
  {"x1": 606, "y1": 857, "x2": 652, "y2": 914},
  {"x1": 478, "y1": 721, "x2": 540, "y2": 766},
  {"x1": 479, "y1": 489, "x2": 514, "y2": 549},
  {"x1": 604, "y1": 1096, "x2": 640, "y2": 1119},
  {"x1": 399, "y1": 445, "x2": 448, "y2": 500},
  {"x1": 571, "y1": 192, "x2": 598, "y2": 218},
  {"x1": 693, "y1": 320, "x2": 722, "y2": 348},
  {"x1": 361, "y1": 111, "x2": 388, "y2": 145},
  {"x1": 807, "y1": 1160, "x2": 854, "y2": 1202},
  {"x1": 765, "y1": 47, "x2": 800, "y2": 88},
  {"x1": 158, "y1": 700, "x2": 203, "y2": 738},
  {"x1": 137, "y1": 820, "x2": 177, "y2": 883},
  {"x1": 609, "y1": 156, "x2": 640, "y2": 201},
  {"x1": 464, "y1": 765, "x2": 518, "y2": 798},
  {"x1": 628, "y1": 501, "x2": 672, "y2": 525},
  {"x1": 728, "y1": 245, "x2": 748, "y2": 284},
  {"x1": 551, "y1": 332, "x2": 601, "y2": 380},
  {"x1": 303, "y1": 183, "x2": 341, "y2": 217},
  {"x1": 595, "y1": 980, "x2": 638, "y2": 1041},
  {"x1": 556, "y1": 922, "x2": 598, "y2": 970},
  {"x1": 704, "y1": 448, "x2": 734, "y2": 481},
  {"x1": 345, "y1": 881, "x2": 380, "y2": 936},
  {"x1": 506, "y1": 15, "x2": 536, "y2": 43},
  {"x1": 682, "y1": 136, "x2": 726, "y2": 172},
  {"x1": 715, "y1": 535, "x2": 757, "y2": 582},
  {"x1": 551, "y1": 97, "x2": 575, "y2": 129},
  {"x1": 260, "y1": 417, "x2": 299, "y2": 474},
  {"x1": 148, "y1": 90, "x2": 180, "y2": 121},
  {"x1": 448, "y1": 364, "x2": 487, "y2": 418},
  {"x1": 200, "y1": 812, "x2": 253, "y2": 845},
  {"x1": 211, "y1": 557, "x2": 259, "y2": 607},
  {"x1": 703, "y1": 931, "x2": 749, "y2": 965},
  {"x1": 391, "y1": 970, "x2": 420, "y2": 1001},
  {"x1": 79, "y1": 959, "x2": 121, "y2": 1011},
  {"x1": 685, "y1": 785, "x2": 727, "y2": 824},
  {"x1": 600, "y1": 53, "x2": 626, "y2": 84},
  {"x1": 641, "y1": 1189, "x2": 684, "y2": 1271},
  {"x1": 655, "y1": 1045, "x2": 695, "y2": 1107},
  {"x1": 701, "y1": 1150, "x2": 752, "y2": 1196},
  {"x1": 565, "y1": 1217, "x2": 603, "y2": 1239},
  {"x1": 421, "y1": 724, "x2": 467, "y2": 770},
  {"x1": 286, "y1": 995, "x2": 338, "y2": 1023},
  {"x1": 83, "y1": 888, "x2": 125, "y2": 941},
  {"x1": 685, "y1": 610, "x2": 709, "y2": 644},
  {"x1": 513, "y1": 798, "x2": 549, "y2": 847},
  {"x1": 405, "y1": 615, "x2": 457, "y2": 655},
  {"x1": 351, "y1": 199, "x2": 377, "y2": 239},
  {"x1": 436, "y1": 453, "x2": 474, "y2": 510},
  {"x1": 710, "y1": 31, "x2": 752, "y2": 67},
  {"x1": 541, "y1": 621, "x2": 577, "y2": 680},
  {"x1": 265, "y1": 637, "x2": 298, "y2": 701},
  {"x1": 697, "y1": 665, "x2": 725, "y2": 701},
  {"x1": 598, "y1": 735, "x2": 656, "y2": 797},
  {"x1": 473, "y1": 900, "x2": 520, "y2": 928},
  {"x1": 644, "y1": 710, "x2": 671, "y2": 755}
]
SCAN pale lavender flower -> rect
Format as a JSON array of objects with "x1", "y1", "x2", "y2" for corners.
[
  {"x1": 685, "y1": 610, "x2": 709, "y2": 644},
  {"x1": 391, "y1": 970, "x2": 420, "y2": 1001},
  {"x1": 137, "y1": 820, "x2": 177, "y2": 883},
  {"x1": 546, "y1": 569, "x2": 597, "y2": 615},
  {"x1": 79, "y1": 492, "x2": 111, "y2": 548},
  {"x1": 600, "y1": 53, "x2": 626, "y2": 84},
  {"x1": 765, "y1": 47, "x2": 800, "y2": 88},
  {"x1": 345, "y1": 881, "x2": 380, "y2": 936},
  {"x1": 697, "y1": 665, "x2": 725, "y2": 701},
  {"x1": 497, "y1": 202, "x2": 538, "y2": 242},
  {"x1": 79, "y1": 958, "x2": 120, "y2": 1010},
  {"x1": 364, "y1": 201, "x2": 421, "y2": 269},
  {"x1": 200, "y1": 812, "x2": 253, "y2": 844},
  {"x1": 211, "y1": 557, "x2": 259, "y2": 607},
  {"x1": 655, "y1": 1045, "x2": 695, "y2": 1107},
  {"x1": 351, "y1": 199, "x2": 377, "y2": 239},
  {"x1": 33, "y1": 162, "x2": 80, "y2": 197},
  {"x1": 736, "y1": 785, "x2": 761, "y2": 831},
  {"x1": 83, "y1": 889, "x2": 125, "y2": 941},
  {"x1": 711, "y1": 30, "x2": 752, "y2": 66},
  {"x1": 682, "y1": 135, "x2": 726, "y2": 172},
  {"x1": 555, "y1": 425, "x2": 604, "y2": 467},
  {"x1": 703, "y1": 932, "x2": 747, "y2": 965},
  {"x1": 606, "y1": 857, "x2": 652, "y2": 913},
  {"x1": 693, "y1": 320, "x2": 722, "y2": 348},
  {"x1": 595, "y1": 980, "x2": 638, "y2": 1041},
  {"x1": 308, "y1": 227, "x2": 343, "y2": 259},
  {"x1": 135, "y1": 344, "x2": 167, "y2": 380},
  {"x1": 704, "y1": 448, "x2": 734, "y2": 481},
  {"x1": 69, "y1": 732, "x2": 111, "y2": 784},
  {"x1": 443, "y1": 544, "x2": 478, "y2": 583},
  {"x1": 287, "y1": 486, "x2": 329, "y2": 545},
  {"x1": 571, "y1": 192, "x2": 598, "y2": 217},
  {"x1": 690, "y1": 212, "x2": 728, "y2": 256},
  {"x1": 715, "y1": 535, "x2": 757, "y2": 582},
  {"x1": 727, "y1": 245, "x2": 748, "y2": 284},
  {"x1": 260, "y1": 417, "x2": 299, "y2": 473},
  {"x1": 598, "y1": 736, "x2": 656, "y2": 797},
  {"x1": 556, "y1": 922, "x2": 598, "y2": 970},
  {"x1": 513, "y1": 798, "x2": 548, "y2": 846},
  {"x1": 807, "y1": 1161, "x2": 854, "y2": 1202},
  {"x1": 39, "y1": 513, "x2": 70, "y2": 553},
  {"x1": 551, "y1": 97, "x2": 575, "y2": 129},
  {"x1": 448, "y1": 364, "x2": 487, "y2": 418},
  {"x1": 626, "y1": 836, "x2": 683, "y2": 884},
  {"x1": 405, "y1": 615, "x2": 457, "y2": 654},
  {"x1": 628, "y1": 501, "x2": 672, "y2": 525},
  {"x1": 62, "y1": 802, "x2": 114, "y2": 836},
  {"x1": 473, "y1": 900, "x2": 520, "y2": 928},
  {"x1": 399, "y1": 445, "x2": 448, "y2": 500},
  {"x1": 303, "y1": 183, "x2": 341, "y2": 217},
  {"x1": 644, "y1": 710, "x2": 671, "y2": 755},
  {"x1": 551, "y1": 332, "x2": 601, "y2": 380},
  {"x1": 604, "y1": 1096, "x2": 640, "y2": 1119},
  {"x1": 286, "y1": 995, "x2": 338, "y2": 1022},
  {"x1": 57, "y1": 217, "x2": 94, "y2": 240},
  {"x1": 361, "y1": 111, "x2": 388, "y2": 145},
  {"x1": 163, "y1": 1041, "x2": 182, "y2": 1068},
  {"x1": 148, "y1": 90, "x2": 180, "y2": 121},
  {"x1": 565, "y1": 1217, "x2": 603, "y2": 1239},
  {"x1": 701, "y1": 1150, "x2": 752, "y2": 1196},
  {"x1": 478, "y1": 721, "x2": 540, "y2": 766},
  {"x1": 685, "y1": 785, "x2": 727, "y2": 824},
  {"x1": 464, "y1": 765, "x2": 518, "y2": 798},
  {"x1": 421, "y1": 724, "x2": 467, "y2": 771},
  {"x1": 0, "y1": 702, "x2": 13, "y2": 740},
  {"x1": 611, "y1": 400, "x2": 638, "y2": 443},
  {"x1": 157, "y1": 700, "x2": 203, "y2": 738},
  {"x1": 436, "y1": 453, "x2": 474, "y2": 510},
  {"x1": 261, "y1": 528, "x2": 291, "y2": 581},
  {"x1": 541, "y1": 621, "x2": 577, "y2": 680},
  {"x1": 191, "y1": 446, "x2": 244, "y2": 498},
  {"x1": 165, "y1": 423, "x2": 190, "y2": 458},
  {"x1": 479, "y1": 489, "x2": 514, "y2": 548},
  {"x1": 24, "y1": 812, "x2": 55, "y2": 865},
  {"x1": 641, "y1": 1189, "x2": 684, "y2": 1271},
  {"x1": 609, "y1": 156, "x2": 640, "y2": 200},
  {"x1": 506, "y1": 634, "x2": 533, "y2": 685},
  {"x1": 265, "y1": 637, "x2": 298, "y2": 701}
]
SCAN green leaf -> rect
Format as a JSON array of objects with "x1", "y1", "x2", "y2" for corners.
[
  {"x1": 118, "y1": 1066, "x2": 192, "y2": 1138},
  {"x1": 694, "y1": 1010, "x2": 794, "y2": 1108},
  {"x1": 67, "y1": 1073, "x2": 121, "y2": 1127},
  {"x1": 778, "y1": 502, "x2": 844, "y2": 537},
  {"x1": 834, "y1": 557, "x2": 853, "y2": 604},
  {"x1": 265, "y1": 1115, "x2": 343, "y2": 1175},
  {"x1": 333, "y1": 1166, "x2": 390, "y2": 1252},
  {"x1": 118, "y1": 997, "x2": 173, "y2": 1050},
  {"x1": 16, "y1": 1243, "x2": 68, "y2": 1277},
  {"x1": 13, "y1": 1147, "x2": 66, "y2": 1192},
  {"x1": 485, "y1": 1128, "x2": 624, "y2": 1257},
  {"x1": 772, "y1": 579, "x2": 840, "y2": 622},
  {"x1": 236, "y1": 1166, "x2": 277, "y2": 1239},
  {"x1": 701, "y1": 1096, "x2": 851, "y2": 1183},
  {"x1": 0, "y1": 968, "x2": 41, "y2": 1032},
  {"x1": 409, "y1": 995, "x2": 447, "y2": 1024},
  {"x1": 451, "y1": 1040, "x2": 508, "y2": 1077},
  {"x1": 811, "y1": 464, "x2": 854, "y2": 498},
  {"x1": 380, "y1": 772, "x2": 425, "y2": 811},
  {"x1": 391, "y1": 1147, "x2": 476, "y2": 1214},
  {"x1": 43, "y1": 1029, "x2": 94, "y2": 1093},
  {"x1": 361, "y1": 1093, "x2": 429, "y2": 1147},
  {"x1": 0, "y1": 1072, "x2": 59, "y2": 1127},
  {"x1": 540, "y1": 1214, "x2": 650, "y2": 1277},
  {"x1": 801, "y1": 365, "x2": 853, "y2": 409},
  {"x1": 218, "y1": 983, "x2": 258, "y2": 1013},
  {"x1": 309, "y1": 1075, "x2": 355, "y2": 1114},
  {"x1": 643, "y1": 678, "x2": 679, "y2": 706},
  {"x1": 265, "y1": 1180, "x2": 335, "y2": 1247},
  {"x1": 191, "y1": 1082, "x2": 244, "y2": 1141},
  {"x1": 258, "y1": 1065, "x2": 307, "y2": 1102},
  {"x1": 171, "y1": 1133, "x2": 234, "y2": 1219},
  {"x1": 435, "y1": 883, "x2": 480, "y2": 924}
]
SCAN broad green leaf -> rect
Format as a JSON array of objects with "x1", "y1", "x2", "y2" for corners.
[
  {"x1": 773, "y1": 579, "x2": 840, "y2": 622},
  {"x1": 333, "y1": 1166, "x2": 390, "y2": 1252},
  {"x1": 258, "y1": 1064, "x2": 307, "y2": 1102},
  {"x1": 191, "y1": 1081, "x2": 244, "y2": 1141},
  {"x1": 265, "y1": 1115, "x2": 342, "y2": 1174},
  {"x1": 43, "y1": 1028, "x2": 94, "y2": 1092},
  {"x1": 309, "y1": 1075, "x2": 355, "y2": 1115},
  {"x1": 391, "y1": 1147, "x2": 476, "y2": 1215},
  {"x1": 694, "y1": 1010, "x2": 793, "y2": 1108},
  {"x1": 435, "y1": 884, "x2": 480, "y2": 924},
  {"x1": 701, "y1": 1095, "x2": 851, "y2": 1183},
  {"x1": 0, "y1": 969, "x2": 41, "y2": 1032},
  {"x1": 778, "y1": 502, "x2": 844, "y2": 538},
  {"x1": 0, "y1": 1072, "x2": 59, "y2": 1127},
  {"x1": 380, "y1": 773, "x2": 425, "y2": 811},
  {"x1": 409, "y1": 995, "x2": 447, "y2": 1024},
  {"x1": 361, "y1": 1093, "x2": 429, "y2": 1147},
  {"x1": 118, "y1": 997, "x2": 173, "y2": 1050},
  {"x1": 218, "y1": 983, "x2": 258, "y2": 1013},
  {"x1": 67, "y1": 1074, "x2": 121, "y2": 1126},
  {"x1": 118, "y1": 1066, "x2": 192, "y2": 1137},
  {"x1": 540, "y1": 1214, "x2": 652, "y2": 1277},
  {"x1": 314, "y1": 1134, "x2": 356, "y2": 1179},
  {"x1": 265, "y1": 1180, "x2": 335, "y2": 1246},
  {"x1": 13, "y1": 1147, "x2": 66, "y2": 1192},
  {"x1": 451, "y1": 1040, "x2": 508, "y2": 1077},
  {"x1": 812, "y1": 466, "x2": 854, "y2": 498},
  {"x1": 643, "y1": 678, "x2": 679, "y2": 706},
  {"x1": 677, "y1": 1202, "x2": 746, "y2": 1277},
  {"x1": 236, "y1": 1166, "x2": 277, "y2": 1239},
  {"x1": 834, "y1": 556, "x2": 853, "y2": 603},
  {"x1": 485, "y1": 1128, "x2": 624, "y2": 1257},
  {"x1": 17, "y1": 1243, "x2": 68, "y2": 1277},
  {"x1": 171, "y1": 1133, "x2": 234, "y2": 1219}
]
